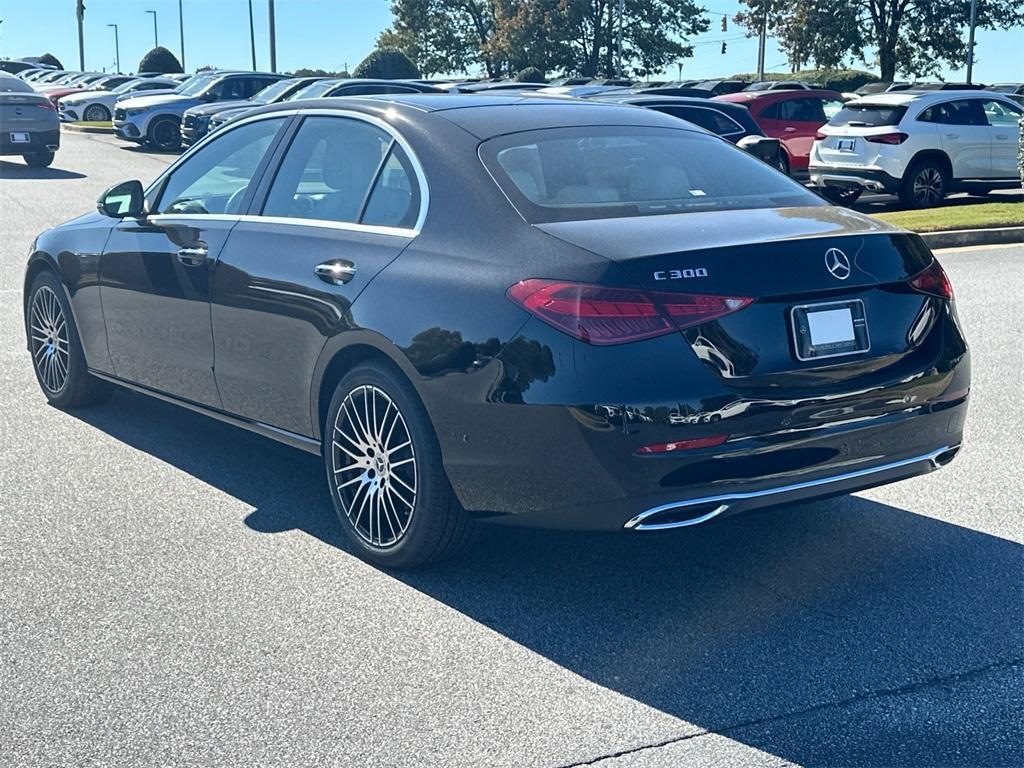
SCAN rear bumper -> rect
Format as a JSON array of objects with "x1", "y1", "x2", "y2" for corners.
[
  {"x1": 809, "y1": 165, "x2": 902, "y2": 194},
  {"x1": 0, "y1": 128, "x2": 59, "y2": 155}
]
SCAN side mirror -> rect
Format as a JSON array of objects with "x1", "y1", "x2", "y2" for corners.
[
  {"x1": 737, "y1": 135, "x2": 782, "y2": 166},
  {"x1": 201, "y1": 90, "x2": 217, "y2": 102},
  {"x1": 97, "y1": 179, "x2": 145, "y2": 218}
]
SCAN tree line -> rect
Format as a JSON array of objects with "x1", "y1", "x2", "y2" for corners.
[{"x1": 377, "y1": 0, "x2": 1024, "y2": 81}]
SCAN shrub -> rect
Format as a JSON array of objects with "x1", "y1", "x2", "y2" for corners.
[
  {"x1": 138, "y1": 46, "x2": 183, "y2": 75},
  {"x1": 38, "y1": 53, "x2": 63, "y2": 69},
  {"x1": 1018, "y1": 117, "x2": 1023, "y2": 187},
  {"x1": 353, "y1": 49, "x2": 420, "y2": 80},
  {"x1": 729, "y1": 68, "x2": 880, "y2": 92},
  {"x1": 291, "y1": 68, "x2": 351, "y2": 78},
  {"x1": 515, "y1": 67, "x2": 546, "y2": 83}
]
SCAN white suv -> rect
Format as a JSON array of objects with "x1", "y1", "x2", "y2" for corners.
[{"x1": 809, "y1": 90, "x2": 1022, "y2": 207}]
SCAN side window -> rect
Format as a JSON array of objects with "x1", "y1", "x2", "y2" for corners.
[
  {"x1": 362, "y1": 145, "x2": 420, "y2": 228},
  {"x1": 760, "y1": 102, "x2": 780, "y2": 120},
  {"x1": 262, "y1": 116, "x2": 394, "y2": 224},
  {"x1": 658, "y1": 106, "x2": 741, "y2": 136},
  {"x1": 789, "y1": 98, "x2": 825, "y2": 122},
  {"x1": 918, "y1": 105, "x2": 938, "y2": 122},
  {"x1": 933, "y1": 100, "x2": 985, "y2": 126},
  {"x1": 249, "y1": 78, "x2": 280, "y2": 97},
  {"x1": 155, "y1": 117, "x2": 285, "y2": 215},
  {"x1": 980, "y1": 99, "x2": 1022, "y2": 126},
  {"x1": 822, "y1": 99, "x2": 844, "y2": 120},
  {"x1": 333, "y1": 84, "x2": 419, "y2": 96}
]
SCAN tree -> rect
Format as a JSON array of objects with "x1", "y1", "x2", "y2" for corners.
[
  {"x1": 353, "y1": 48, "x2": 422, "y2": 79},
  {"x1": 291, "y1": 68, "x2": 351, "y2": 78},
  {"x1": 138, "y1": 46, "x2": 183, "y2": 74},
  {"x1": 38, "y1": 53, "x2": 63, "y2": 69},
  {"x1": 515, "y1": 66, "x2": 546, "y2": 82},
  {"x1": 379, "y1": 0, "x2": 498, "y2": 76}
]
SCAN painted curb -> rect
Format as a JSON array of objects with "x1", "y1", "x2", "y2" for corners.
[
  {"x1": 61, "y1": 123, "x2": 114, "y2": 134},
  {"x1": 920, "y1": 226, "x2": 1024, "y2": 249}
]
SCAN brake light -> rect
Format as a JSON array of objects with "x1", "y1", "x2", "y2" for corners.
[
  {"x1": 506, "y1": 279, "x2": 753, "y2": 345},
  {"x1": 865, "y1": 132, "x2": 908, "y2": 145},
  {"x1": 814, "y1": 131, "x2": 826, "y2": 140},
  {"x1": 635, "y1": 435, "x2": 729, "y2": 455},
  {"x1": 37, "y1": 101, "x2": 56, "y2": 111},
  {"x1": 908, "y1": 260, "x2": 953, "y2": 300}
]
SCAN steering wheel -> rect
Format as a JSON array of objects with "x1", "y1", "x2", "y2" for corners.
[{"x1": 225, "y1": 186, "x2": 248, "y2": 214}]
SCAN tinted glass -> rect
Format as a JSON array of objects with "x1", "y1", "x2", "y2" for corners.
[
  {"x1": 483, "y1": 126, "x2": 823, "y2": 224},
  {"x1": 329, "y1": 84, "x2": 418, "y2": 96},
  {"x1": 766, "y1": 98, "x2": 824, "y2": 122},
  {"x1": 658, "y1": 106, "x2": 742, "y2": 135},
  {"x1": 156, "y1": 117, "x2": 284, "y2": 215},
  {"x1": 0, "y1": 76, "x2": 34, "y2": 93},
  {"x1": 829, "y1": 103, "x2": 907, "y2": 126},
  {"x1": 289, "y1": 80, "x2": 341, "y2": 100},
  {"x1": 920, "y1": 100, "x2": 986, "y2": 125},
  {"x1": 176, "y1": 75, "x2": 215, "y2": 96},
  {"x1": 362, "y1": 147, "x2": 420, "y2": 228},
  {"x1": 251, "y1": 78, "x2": 298, "y2": 104},
  {"x1": 980, "y1": 98, "x2": 1022, "y2": 126},
  {"x1": 262, "y1": 116, "x2": 393, "y2": 224}
]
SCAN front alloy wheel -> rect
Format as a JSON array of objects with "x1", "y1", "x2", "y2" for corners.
[
  {"x1": 29, "y1": 285, "x2": 70, "y2": 395},
  {"x1": 331, "y1": 384, "x2": 418, "y2": 548}
]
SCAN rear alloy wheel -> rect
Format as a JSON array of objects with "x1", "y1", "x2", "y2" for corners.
[
  {"x1": 26, "y1": 272, "x2": 111, "y2": 409},
  {"x1": 23, "y1": 151, "x2": 54, "y2": 168},
  {"x1": 83, "y1": 104, "x2": 111, "y2": 122},
  {"x1": 900, "y1": 160, "x2": 948, "y2": 208},
  {"x1": 820, "y1": 186, "x2": 863, "y2": 206},
  {"x1": 325, "y1": 363, "x2": 475, "y2": 569},
  {"x1": 147, "y1": 116, "x2": 181, "y2": 152}
]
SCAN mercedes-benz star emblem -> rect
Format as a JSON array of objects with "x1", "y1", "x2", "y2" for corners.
[{"x1": 824, "y1": 248, "x2": 851, "y2": 280}]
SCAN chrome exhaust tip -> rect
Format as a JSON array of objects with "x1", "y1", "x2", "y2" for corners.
[{"x1": 625, "y1": 501, "x2": 730, "y2": 531}]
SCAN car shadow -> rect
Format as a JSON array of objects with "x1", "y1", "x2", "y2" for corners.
[
  {"x1": 0, "y1": 160, "x2": 86, "y2": 180},
  {"x1": 70, "y1": 387, "x2": 1023, "y2": 766}
]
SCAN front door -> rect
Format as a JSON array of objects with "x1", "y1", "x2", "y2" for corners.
[
  {"x1": 980, "y1": 98, "x2": 1023, "y2": 177},
  {"x1": 211, "y1": 114, "x2": 423, "y2": 436},
  {"x1": 101, "y1": 116, "x2": 288, "y2": 405},
  {"x1": 928, "y1": 99, "x2": 992, "y2": 178}
]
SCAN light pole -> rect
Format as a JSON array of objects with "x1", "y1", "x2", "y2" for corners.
[
  {"x1": 107, "y1": 23, "x2": 120, "y2": 73},
  {"x1": 268, "y1": 0, "x2": 277, "y2": 73},
  {"x1": 178, "y1": 0, "x2": 186, "y2": 70},
  {"x1": 247, "y1": 0, "x2": 257, "y2": 70},
  {"x1": 966, "y1": 0, "x2": 978, "y2": 84},
  {"x1": 145, "y1": 10, "x2": 158, "y2": 48},
  {"x1": 616, "y1": 0, "x2": 624, "y2": 77}
]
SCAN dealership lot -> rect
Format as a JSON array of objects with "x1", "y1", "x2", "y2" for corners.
[{"x1": 1, "y1": 133, "x2": 1022, "y2": 766}]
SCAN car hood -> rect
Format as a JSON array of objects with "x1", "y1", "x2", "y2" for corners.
[
  {"x1": 185, "y1": 99, "x2": 254, "y2": 117},
  {"x1": 60, "y1": 89, "x2": 107, "y2": 104},
  {"x1": 117, "y1": 93, "x2": 195, "y2": 110}
]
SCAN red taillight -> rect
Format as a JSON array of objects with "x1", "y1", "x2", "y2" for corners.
[
  {"x1": 865, "y1": 132, "x2": 908, "y2": 145},
  {"x1": 37, "y1": 101, "x2": 57, "y2": 111},
  {"x1": 908, "y1": 260, "x2": 953, "y2": 300},
  {"x1": 635, "y1": 435, "x2": 729, "y2": 455},
  {"x1": 814, "y1": 131, "x2": 826, "y2": 140},
  {"x1": 506, "y1": 279, "x2": 753, "y2": 345}
]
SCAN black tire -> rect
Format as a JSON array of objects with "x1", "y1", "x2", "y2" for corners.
[
  {"x1": 324, "y1": 362, "x2": 475, "y2": 569},
  {"x1": 777, "y1": 152, "x2": 790, "y2": 176},
  {"x1": 26, "y1": 271, "x2": 112, "y2": 409},
  {"x1": 23, "y1": 151, "x2": 54, "y2": 168},
  {"x1": 820, "y1": 186, "x2": 863, "y2": 206},
  {"x1": 899, "y1": 158, "x2": 949, "y2": 208},
  {"x1": 147, "y1": 116, "x2": 181, "y2": 152},
  {"x1": 83, "y1": 103, "x2": 111, "y2": 122}
]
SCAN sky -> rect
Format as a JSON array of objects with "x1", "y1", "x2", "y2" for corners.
[{"x1": 1, "y1": 0, "x2": 1022, "y2": 83}]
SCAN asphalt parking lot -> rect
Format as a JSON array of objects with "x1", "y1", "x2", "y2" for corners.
[{"x1": 1, "y1": 132, "x2": 1022, "y2": 767}]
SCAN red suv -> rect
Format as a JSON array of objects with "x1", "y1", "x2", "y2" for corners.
[{"x1": 713, "y1": 89, "x2": 845, "y2": 177}]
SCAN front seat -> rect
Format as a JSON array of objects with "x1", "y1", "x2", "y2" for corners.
[{"x1": 315, "y1": 132, "x2": 385, "y2": 222}]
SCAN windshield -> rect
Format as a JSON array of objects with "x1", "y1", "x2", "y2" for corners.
[
  {"x1": 482, "y1": 126, "x2": 823, "y2": 224},
  {"x1": 288, "y1": 80, "x2": 340, "y2": 100},
  {"x1": 176, "y1": 75, "x2": 215, "y2": 96},
  {"x1": 112, "y1": 79, "x2": 149, "y2": 93},
  {"x1": 252, "y1": 78, "x2": 299, "y2": 103},
  {"x1": 829, "y1": 103, "x2": 907, "y2": 127}
]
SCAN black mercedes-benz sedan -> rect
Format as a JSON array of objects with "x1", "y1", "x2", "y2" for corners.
[{"x1": 24, "y1": 95, "x2": 969, "y2": 568}]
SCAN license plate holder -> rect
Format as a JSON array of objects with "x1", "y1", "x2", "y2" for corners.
[
  {"x1": 10, "y1": 132, "x2": 30, "y2": 143},
  {"x1": 837, "y1": 138, "x2": 856, "y2": 152},
  {"x1": 791, "y1": 299, "x2": 869, "y2": 362}
]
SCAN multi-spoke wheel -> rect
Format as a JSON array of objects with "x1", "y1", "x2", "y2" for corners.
[
  {"x1": 29, "y1": 284, "x2": 70, "y2": 396},
  {"x1": 900, "y1": 159, "x2": 948, "y2": 208},
  {"x1": 324, "y1": 362, "x2": 475, "y2": 568},
  {"x1": 331, "y1": 385, "x2": 418, "y2": 548},
  {"x1": 25, "y1": 271, "x2": 111, "y2": 408}
]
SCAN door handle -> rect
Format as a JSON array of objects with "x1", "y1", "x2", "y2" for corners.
[
  {"x1": 176, "y1": 245, "x2": 208, "y2": 266},
  {"x1": 315, "y1": 260, "x2": 357, "y2": 285},
  {"x1": 783, "y1": 126, "x2": 797, "y2": 133},
  {"x1": 945, "y1": 133, "x2": 959, "y2": 139},
  {"x1": 995, "y1": 134, "x2": 1009, "y2": 140}
]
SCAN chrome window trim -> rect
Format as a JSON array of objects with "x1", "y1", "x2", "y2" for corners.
[
  {"x1": 145, "y1": 212, "x2": 416, "y2": 239},
  {"x1": 143, "y1": 107, "x2": 429, "y2": 235}
]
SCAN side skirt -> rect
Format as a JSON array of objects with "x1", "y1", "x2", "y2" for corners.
[{"x1": 88, "y1": 369, "x2": 323, "y2": 456}]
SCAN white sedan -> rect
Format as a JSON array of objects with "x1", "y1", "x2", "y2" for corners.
[{"x1": 58, "y1": 77, "x2": 178, "y2": 122}]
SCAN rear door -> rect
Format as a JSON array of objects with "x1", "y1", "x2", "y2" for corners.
[
  {"x1": 100, "y1": 116, "x2": 287, "y2": 405},
  {"x1": 758, "y1": 97, "x2": 827, "y2": 171},
  {"x1": 979, "y1": 97, "x2": 1023, "y2": 177},
  {"x1": 210, "y1": 113, "x2": 423, "y2": 436}
]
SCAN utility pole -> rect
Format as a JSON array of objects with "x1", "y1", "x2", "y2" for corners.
[
  {"x1": 247, "y1": 0, "x2": 257, "y2": 70},
  {"x1": 268, "y1": 0, "x2": 277, "y2": 73},
  {"x1": 178, "y1": 0, "x2": 185, "y2": 70},
  {"x1": 146, "y1": 10, "x2": 158, "y2": 48},
  {"x1": 616, "y1": 0, "x2": 625, "y2": 77},
  {"x1": 76, "y1": 0, "x2": 86, "y2": 70},
  {"x1": 107, "y1": 23, "x2": 120, "y2": 73},
  {"x1": 756, "y1": 1, "x2": 768, "y2": 82},
  {"x1": 966, "y1": 0, "x2": 978, "y2": 84}
]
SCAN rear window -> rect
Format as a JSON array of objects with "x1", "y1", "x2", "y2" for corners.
[
  {"x1": 829, "y1": 103, "x2": 907, "y2": 127},
  {"x1": 481, "y1": 126, "x2": 822, "y2": 224},
  {"x1": 0, "y1": 75, "x2": 34, "y2": 93}
]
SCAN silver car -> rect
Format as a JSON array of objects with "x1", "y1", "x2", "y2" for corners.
[{"x1": 0, "y1": 72, "x2": 59, "y2": 167}]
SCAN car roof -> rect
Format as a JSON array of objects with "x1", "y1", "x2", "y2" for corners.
[
  {"x1": 714, "y1": 88, "x2": 842, "y2": 103},
  {"x1": 844, "y1": 90, "x2": 1016, "y2": 106},
  {"x1": 243, "y1": 94, "x2": 692, "y2": 139}
]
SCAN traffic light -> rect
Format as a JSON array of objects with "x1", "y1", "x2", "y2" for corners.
[
  {"x1": 721, "y1": 16, "x2": 727, "y2": 32},
  {"x1": 721, "y1": 41, "x2": 727, "y2": 54}
]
